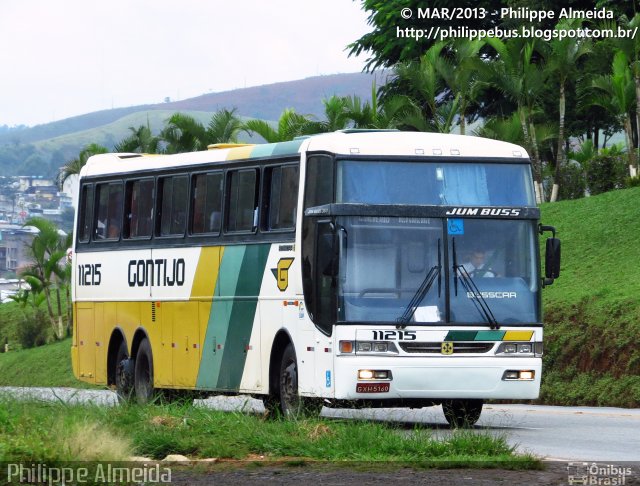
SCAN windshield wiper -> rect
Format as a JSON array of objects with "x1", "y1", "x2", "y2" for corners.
[
  {"x1": 397, "y1": 239, "x2": 442, "y2": 328},
  {"x1": 455, "y1": 265, "x2": 500, "y2": 330},
  {"x1": 451, "y1": 237, "x2": 499, "y2": 330}
]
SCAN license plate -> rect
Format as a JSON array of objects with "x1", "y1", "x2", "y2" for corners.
[{"x1": 356, "y1": 382, "x2": 390, "y2": 393}]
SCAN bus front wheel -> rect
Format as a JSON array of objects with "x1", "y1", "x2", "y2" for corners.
[
  {"x1": 134, "y1": 338, "x2": 156, "y2": 404},
  {"x1": 268, "y1": 343, "x2": 321, "y2": 418},
  {"x1": 442, "y1": 399, "x2": 483, "y2": 427}
]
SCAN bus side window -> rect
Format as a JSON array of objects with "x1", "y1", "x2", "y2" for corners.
[
  {"x1": 124, "y1": 179, "x2": 154, "y2": 239},
  {"x1": 226, "y1": 169, "x2": 258, "y2": 233},
  {"x1": 94, "y1": 182, "x2": 123, "y2": 241},
  {"x1": 78, "y1": 184, "x2": 94, "y2": 243},
  {"x1": 191, "y1": 172, "x2": 222, "y2": 235},
  {"x1": 264, "y1": 165, "x2": 299, "y2": 231},
  {"x1": 158, "y1": 175, "x2": 189, "y2": 236}
]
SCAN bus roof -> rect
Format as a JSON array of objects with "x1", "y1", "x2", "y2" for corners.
[{"x1": 80, "y1": 131, "x2": 529, "y2": 178}]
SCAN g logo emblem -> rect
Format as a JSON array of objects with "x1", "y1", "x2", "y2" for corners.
[
  {"x1": 272, "y1": 258, "x2": 294, "y2": 291},
  {"x1": 441, "y1": 342, "x2": 454, "y2": 355}
]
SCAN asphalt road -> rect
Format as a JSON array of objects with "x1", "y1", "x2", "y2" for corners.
[{"x1": 1, "y1": 387, "x2": 638, "y2": 462}]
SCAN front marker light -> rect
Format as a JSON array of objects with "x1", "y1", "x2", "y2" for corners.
[{"x1": 339, "y1": 341, "x2": 354, "y2": 354}]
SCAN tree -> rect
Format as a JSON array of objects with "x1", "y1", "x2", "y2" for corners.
[
  {"x1": 589, "y1": 50, "x2": 637, "y2": 175},
  {"x1": 21, "y1": 218, "x2": 70, "y2": 340},
  {"x1": 114, "y1": 123, "x2": 161, "y2": 154},
  {"x1": 348, "y1": 0, "x2": 503, "y2": 71},
  {"x1": 161, "y1": 109, "x2": 242, "y2": 153},
  {"x1": 393, "y1": 42, "x2": 459, "y2": 133},
  {"x1": 484, "y1": 37, "x2": 548, "y2": 202},
  {"x1": 243, "y1": 108, "x2": 316, "y2": 143},
  {"x1": 438, "y1": 39, "x2": 486, "y2": 135},
  {"x1": 546, "y1": 19, "x2": 591, "y2": 202},
  {"x1": 161, "y1": 113, "x2": 208, "y2": 153},
  {"x1": 58, "y1": 143, "x2": 109, "y2": 187}
]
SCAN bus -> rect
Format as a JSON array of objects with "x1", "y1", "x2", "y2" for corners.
[{"x1": 71, "y1": 130, "x2": 560, "y2": 426}]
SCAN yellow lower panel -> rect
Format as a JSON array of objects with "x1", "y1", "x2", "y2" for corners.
[{"x1": 72, "y1": 300, "x2": 209, "y2": 390}]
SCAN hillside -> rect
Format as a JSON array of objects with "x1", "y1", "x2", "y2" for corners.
[
  {"x1": 0, "y1": 72, "x2": 380, "y2": 147},
  {"x1": 539, "y1": 186, "x2": 640, "y2": 407},
  {"x1": 0, "y1": 72, "x2": 382, "y2": 177}
]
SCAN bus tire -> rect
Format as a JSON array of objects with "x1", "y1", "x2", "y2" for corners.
[
  {"x1": 442, "y1": 399, "x2": 483, "y2": 428},
  {"x1": 272, "y1": 343, "x2": 321, "y2": 419},
  {"x1": 115, "y1": 341, "x2": 134, "y2": 403},
  {"x1": 134, "y1": 338, "x2": 156, "y2": 404}
]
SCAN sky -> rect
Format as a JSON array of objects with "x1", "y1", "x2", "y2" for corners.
[{"x1": 0, "y1": 0, "x2": 371, "y2": 127}]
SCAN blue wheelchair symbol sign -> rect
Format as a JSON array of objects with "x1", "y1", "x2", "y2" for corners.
[{"x1": 448, "y1": 218, "x2": 464, "y2": 235}]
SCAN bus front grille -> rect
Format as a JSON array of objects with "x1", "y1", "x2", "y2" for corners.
[{"x1": 399, "y1": 342, "x2": 494, "y2": 354}]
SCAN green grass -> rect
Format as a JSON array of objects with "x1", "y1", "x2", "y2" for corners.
[
  {"x1": 0, "y1": 399, "x2": 539, "y2": 468},
  {"x1": 539, "y1": 186, "x2": 640, "y2": 407},
  {"x1": 0, "y1": 338, "x2": 94, "y2": 388}
]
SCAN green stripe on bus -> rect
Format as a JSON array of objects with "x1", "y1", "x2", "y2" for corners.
[
  {"x1": 271, "y1": 140, "x2": 303, "y2": 156},
  {"x1": 215, "y1": 244, "x2": 270, "y2": 390},
  {"x1": 445, "y1": 330, "x2": 508, "y2": 341},
  {"x1": 445, "y1": 331, "x2": 477, "y2": 341},
  {"x1": 249, "y1": 144, "x2": 276, "y2": 158},
  {"x1": 474, "y1": 330, "x2": 506, "y2": 341},
  {"x1": 196, "y1": 246, "x2": 246, "y2": 390}
]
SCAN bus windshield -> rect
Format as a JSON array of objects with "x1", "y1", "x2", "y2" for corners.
[
  {"x1": 336, "y1": 160, "x2": 535, "y2": 207},
  {"x1": 337, "y1": 217, "x2": 540, "y2": 325}
]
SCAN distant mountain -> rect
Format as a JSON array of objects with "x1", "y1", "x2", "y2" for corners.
[
  {"x1": 0, "y1": 72, "x2": 387, "y2": 178},
  {"x1": 0, "y1": 72, "x2": 385, "y2": 147}
]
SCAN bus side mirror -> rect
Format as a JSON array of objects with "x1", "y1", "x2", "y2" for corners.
[{"x1": 544, "y1": 237, "x2": 561, "y2": 285}]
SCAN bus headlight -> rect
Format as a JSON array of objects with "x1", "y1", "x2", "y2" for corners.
[
  {"x1": 496, "y1": 342, "x2": 540, "y2": 356},
  {"x1": 338, "y1": 341, "x2": 399, "y2": 355},
  {"x1": 358, "y1": 369, "x2": 392, "y2": 380},
  {"x1": 502, "y1": 370, "x2": 535, "y2": 380}
]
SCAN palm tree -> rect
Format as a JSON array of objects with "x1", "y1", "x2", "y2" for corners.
[
  {"x1": 161, "y1": 113, "x2": 208, "y2": 153},
  {"x1": 114, "y1": 123, "x2": 161, "y2": 154},
  {"x1": 162, "y1": 109, "x2": 243, "y2": 152},
  {"x1": 311, "y1": 95, "x2": 350, "y2": 133},
  {"x1": 21, "y1": 218, "x2": 69, "y2": 339},
  {"x1": 590, "y1": 50, "x2": 636, "y2": 174},
  {"x1": 58, "y1": 143, "x2": 108, "y2": 188},
  {"x1": 339, "y1": 82, "x2": 426, "y2": 131},
  {"x1": 243, "y1": 108, "x2": 316, "y2": 143},
  {"x1": 206, "y1": 108, "x2": 243, "y2": 144},
  {"x1": 546, "y1": 19, "x2": 591, "y2": 202},
  {"x1": 393, "y1": 42, "x2": 458, "y2": 133},
  {"x1": 438, "y1": 38, "x2": 486, "y2": 135},
  {"x1": 484, "y1": 37, "x2": 547, "y2": 202}
]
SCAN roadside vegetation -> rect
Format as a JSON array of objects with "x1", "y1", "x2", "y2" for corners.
[
  {"x1": 539, "y1": 186, "x2": 640, "y2": 407},
  {"x1": 0, "y1": 338, "x2": 94, "y2": 388},
  {"x1": 0, "y1": 398, "x2": 539, "y2": 467}
]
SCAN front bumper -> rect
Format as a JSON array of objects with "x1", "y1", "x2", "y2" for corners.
[{"x1": 334, "y1": 355, "x2": 541, "y2": 400}]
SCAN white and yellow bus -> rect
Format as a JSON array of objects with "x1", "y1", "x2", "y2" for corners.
[{"x1": 71, "y1": 130, "x2": 560, "y2": 425}]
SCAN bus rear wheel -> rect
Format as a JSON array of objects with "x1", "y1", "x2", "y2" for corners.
[
  {"x1": 134, "y1": 338, "x2": 156, "y2": 404},
  {"x1": 115, "y1": 341, "x2": 134, "y2": 402},
  {"x1": 442, "y1": 399, "x2": 483, "y2": 427}
]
